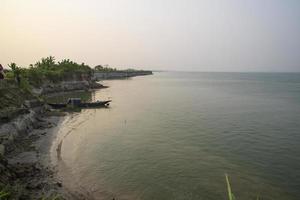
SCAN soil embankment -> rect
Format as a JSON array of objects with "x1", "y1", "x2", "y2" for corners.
[{"x1": 0, "y1": 81, "x2": 103, "y2": 199}]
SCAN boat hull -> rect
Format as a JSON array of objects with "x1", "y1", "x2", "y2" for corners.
[{"x1": 48, "y1": 100, "x2": 111, "y2": 109}]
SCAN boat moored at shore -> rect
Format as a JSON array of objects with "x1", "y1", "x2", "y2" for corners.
[{"x1": 48, "y1": 98, "x2": 111, "y2": 109}]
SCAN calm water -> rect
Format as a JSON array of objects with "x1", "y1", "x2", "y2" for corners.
[{"x1": 53, "y1": 72, "x2": 300, "y2": 200}]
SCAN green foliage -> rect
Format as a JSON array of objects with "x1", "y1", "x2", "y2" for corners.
[
  {"x1": 34, "y1": 56, "x2": 56, "y2": 70},
  {"x1": 5, "y1": 63, "x2": 32, "y2": 92},
  {"x1": 94, "y1": 65, "x2": 104, "y2": 71},
  {"x1": 0, "y1": 187, "x2": 10, "y2": 200},
  {"x1": 33, "y1": 57, "x2": 92, "y2": 82},
  {"x1": 19, "y1": 76, "x2": 32, "y2": 92},
  {"x1": 4, "y1": 57, "x2": 147, "y2": 88},
  {"x1": 0, "y1": 191, "x2": 10, "y2": 200},
  {"x1": 5, "y1": 56, "x2": 93, "y2": 87},
  {"x1": 94, "y1": 64, "x2": 117, "y2": 72},
  {"x1": 57, "y1": 59, "x2": 92, "y2": 80},
  {"x1": 7, "y1": 63, "x2": 22, "y2": 84},
  {"x1": 26, "y1": 66, "x2": 44, "y2": 86},
  {"x1": 7, "y1": 63, "x2": 21, "y2": 77},
  {"x1": 3, "y1": 71, "x2": 14, "y2": 80}
]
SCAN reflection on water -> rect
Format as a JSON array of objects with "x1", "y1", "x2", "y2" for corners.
[{"x1": 53, "y1": 72, "x2": 300, "y2": 200}]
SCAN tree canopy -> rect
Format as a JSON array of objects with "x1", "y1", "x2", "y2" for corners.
[{"x1": 4, "y1": 56, "x2": 93, "y2": 87}]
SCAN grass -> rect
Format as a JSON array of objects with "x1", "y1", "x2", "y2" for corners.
[
  {"x1": 0, "y1": 191, "x2": 9, "y2": 200},
  {"x1": 226, "y1": 174, "x2": 260, "y2": 200},
  {"x1": 0, "y1": 188, "x2": 10, "y2": 200},
  {"x1": 225, "y1": 174, "x2": 235, "y2": 200}
]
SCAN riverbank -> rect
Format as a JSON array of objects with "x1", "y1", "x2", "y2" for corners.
[
  {"x1": 36, "y1": 80, "x2": 106, "y2": 95},
  {"x1": 0, "y1": 102, "x2": 98, "y2": 199},
  {"x1": 1, "y1": 56, "x2": 153, "y2": 199},
  {"x1": 0, "y1": 82, "x2": 106, "y2": 199},
  {"x1": 1, "y1": 106, "x2": 63, "y2": 198}
]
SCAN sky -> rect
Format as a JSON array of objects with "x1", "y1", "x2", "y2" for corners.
[{"x1": 0, "y1": 0, "x2": 300, "y2": 72}]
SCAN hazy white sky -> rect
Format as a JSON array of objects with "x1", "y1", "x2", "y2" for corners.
[{"x1": 1, "y1": 0, "x2": 300, "y2": 72}]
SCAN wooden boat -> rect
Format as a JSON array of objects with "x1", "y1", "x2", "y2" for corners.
[
  {"x1": 48, "y1": 98, "x2": 111, "y2": 109},
  {"x1": 78, "y1": 100, "x2": 111, "y2": 108}
]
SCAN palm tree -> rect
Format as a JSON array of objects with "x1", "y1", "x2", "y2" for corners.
[
  {"x1": 8, "y1": 63, "x2": 21, "y2": 85},
  {"x1": 35, "y1": 56, "x2": 56, "y2": 69},
  {"x1": 94, "y1": 65, "x2": 104, "y2": 71}
]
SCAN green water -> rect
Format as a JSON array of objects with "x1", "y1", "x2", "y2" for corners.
[{"x1": 54, "y1": 72, "x2": 300, "y2": 200}]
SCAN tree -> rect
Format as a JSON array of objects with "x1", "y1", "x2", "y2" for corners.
[
  {"x1": 35, "y1": 56, "x2": 56, "y2": 69},
  {"x1": 94, "y1": 65, "x2": 104, "y2": 71},
  {"x1": 8, "y1": 63, "x2": 21, "y2": 85}
]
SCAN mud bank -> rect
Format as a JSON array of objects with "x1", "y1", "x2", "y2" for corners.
[
  {"x1": 0, "y1": 105, "x2": 70, "y2": 199},
  {"x1": 33, "y1": 80, "x2": 106, "y2": 95},
  {"x1": 0, "y1": 102, "x2": 98, "y2": 199}
]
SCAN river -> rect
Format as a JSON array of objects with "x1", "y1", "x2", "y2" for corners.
[{"x1": 50, "y1": 72, "x2": 300, "y2": 200}]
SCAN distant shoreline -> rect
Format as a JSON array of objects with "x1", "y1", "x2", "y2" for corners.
[{"x1": 93, "y1": 70, "x2": 153, "y2": 80}]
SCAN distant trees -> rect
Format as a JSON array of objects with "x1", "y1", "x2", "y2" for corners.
[
  {"x1": 94, "y1": 65, "x2": 117, "y2": 72},
  {"x1": 3, "y1": 56, "x2": 142, "y2": 89},
  {"x1": 34, "y1": 56, "x2": 56, "y2": 70},
  {"x1": 4, "y1": 56, "x2": 93, "y2": 87},
  {"x1": 94, "y1": 65, "x2": 104, "y2": 71},
  {"x1": 93, "y1": 65, "x2": 144, "y2": 73}
]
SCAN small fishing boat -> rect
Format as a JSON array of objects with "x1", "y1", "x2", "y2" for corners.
[{"x1": 48, "y1": 98, "x2": 111, "y2": 109}]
